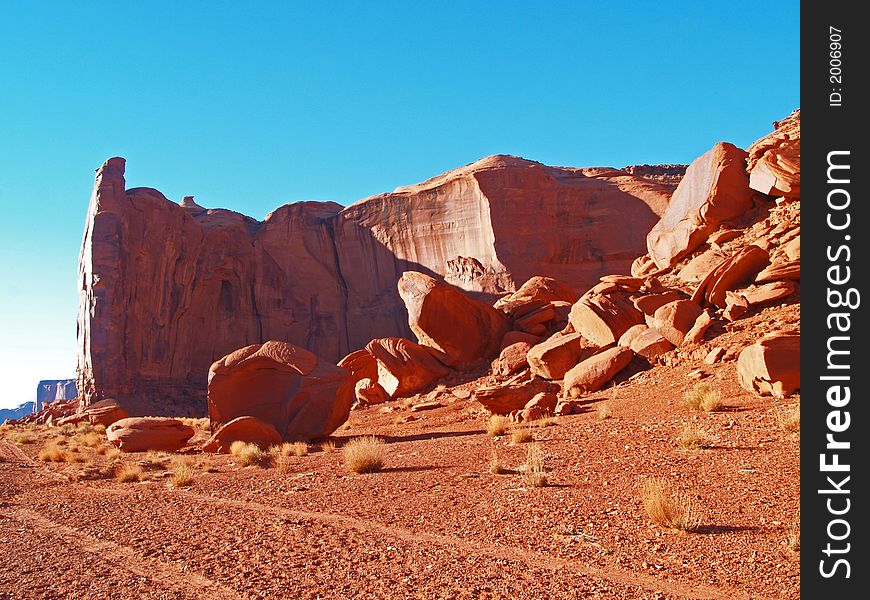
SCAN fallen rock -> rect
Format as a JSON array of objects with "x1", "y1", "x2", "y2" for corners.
[
  {"x1": 106, "y1": 417, "x2": 195, "y2": 452},
  {"x1": 526, "y1": 333, "x2": 597, "y2": 380},
  {"x1": 746, "y1": 109, "x2": 800, "y2": 199},
  {"x1": 691, "y1": 245, "x2": 770, "y2": 308},
  {"x1": 651, "y1": 300, "x2": 704, "y2": 346},
  {"x1": 337, "y1": 349, "x2": 379, "y2": 387},
  {"x1": 491, "y1": 342, "x2": 533, "y2": 377},
  {"x1": 737, "y1": 333, "x2": 800, "y2": 396},
  {"x1": 554, "y1": 399, "x2": 585, "y2": 416},
  {"x1": 705, "y1": 347, "x2": 726, "y2": 364},
  {"x1": 520, "y1": 392, "x2": 558, "y2": 422},
  {"x1": 562, "y1": 346, "x2": 634, "y2": 397},
  {"x1": 202, "y1": 416, "x2": 283, "y2": 453},
  {"x1": 569, "y1": 293, "x2": 644, "y2": 347},
  {"x1": 755, "y1": 260, "x2": 800, "y2": 283},
  {"x1": 677, "y1": 249, "x2": 727, "y2": 282},
  {"x1": 474, "y1": 376, "x2": 559, "y2": 415},
  {"x1": 632, "y1": 291, "x2": 683, "y2": 316},
  {"x1": 617, "y1": 324, "x2": 649, "y2": 348},
  {"x1": 366, "y1": 337, "x2": 451, "y2": 398},
  {"x1": 500, "y1": 331, "x2": 543, "y2": 351},
  {"x1": 354, "y1": 378, "x2": 390, "y2": 406},
  {"x1": 399, "y1": 271, "x2": 509, "y2": 367},
  {"x1": 494, "y1": 276, "x2": 577, "y2": 314},
  {"x1": 629, "y1": 329, "x2": 675, "y2": 361},
  {"x1": 57, "y1": 398, "x2": 129, "y2": 428},
  {"x1": 647, "y1": 142, "x2": 755, "y2": 269},
  {"x1": 208, "y1": 341, "x2": 354, "y2": 442}
]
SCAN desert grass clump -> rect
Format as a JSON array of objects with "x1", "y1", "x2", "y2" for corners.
[
  {"x1": 76, "y1": 432, "x2": 103, "y2": 449},
  {"x1": 787, "y1": 510, "x2": 801, "y2": 552},
  {"x1": 76, "y1": 421, "x2": 95, "y2": 434},
  {"x1": 58, "y1": 423, "x2": 77, "y2": 436},
  {"x1": 521, "y1": 444, "x2": 548, "y2": 488},
  {"x1": 38, "y1": 443, "x2": 73, "y2": 463},
  {"x1": 597, "y1": 402, "x2": 611, "y2": 420},
  {"x1": 676, "y1": 423, "x2": 713, "y2": 450},
  {"x1": 230, "y1": 442, "x2": 269, "y2": 467},
  {"x1": 776, "y1": 404, "x2": 800, "y2": 435},
  {"x1": 114, "y1": 462, "x2": 145, "y2": 483},
  {"x1": 683, "y1": 382, "x2": 723, "y2": 412},
  {"x1": 509, "y1": 425, "x2": 534, "y2": 445},
  {"x1": 169, "y1": 462, "x2": 195, "y2": 488},
  {"x1": 320, "y1": 439, "x2": 337, "y2": 453},
  {"x1": 271, "y1": 441, "x2": 308, "y2": 457},
  {"x1": 7, "y1": 431, "x2": 37, "y2": 445},
  {"x1": 640, "y1": 477, "x2": 702, "y2": 532},
  {"x1": 486, "y1": 414, "x2": 510, "y2": 437},
  {"x1": 488, "y1": 449, "x2": 507, "y2": 475},
  {"x1": 342, "y1": 436, "x2": 385, "y2": 474}
]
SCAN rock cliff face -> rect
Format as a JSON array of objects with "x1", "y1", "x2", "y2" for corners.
[
  {"x1": 77, "y1": 155, "x2": 676, "y2": 415},
  {"x1": 36, "y1": 379, "x2": 78, "y2": 409}
]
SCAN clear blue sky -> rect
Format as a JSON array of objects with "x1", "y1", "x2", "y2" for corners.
[{"x1": 0, "y1": 1, "x2": 798, "y2": 410}]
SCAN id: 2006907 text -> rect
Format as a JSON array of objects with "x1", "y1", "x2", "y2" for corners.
[{"x1": 829, "y1": 26, "x2": 843, "y2": 107}]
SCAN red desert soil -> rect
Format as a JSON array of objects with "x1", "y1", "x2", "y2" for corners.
[{"x1": 0, "y1": 307, "x2": 799, "y2": 600}]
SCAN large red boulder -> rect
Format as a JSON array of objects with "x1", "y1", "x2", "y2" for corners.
[
  {"x1": 202, "y1": 416, "x2": 283, "y2": 453},
  {"x1": 691, "y1": 245, "x2": 770, "y2": 308},
  {"x1": 568, "y1": 293, "x2": 644, "y2": 347},
  {"x1": 646, "y1": 142, "x2": 755, "y2": 269},
  {"x1": 474, "y1": 377, "x2": 559, "y2": 415},
  {"x1": 737, "y1": 333, "x2": 800, "y2": 396},
  {"x1": 491, "y1": 342, "x2": 533, "y2": 377},
  {"x1": 366, "y1": 337, "x2": 450, "y2": 398},
  {"x1": 651, "y1": 300, "x2": 704, "y2": 346},
  {"x1": 526, "y1": 333, "x2": 597, "y2": 380},
  {"x1": 106, "y1": 417, "x2": 195, "y2": 452},
  {"x1": 208, "y1": 341, "x2": 354, "y2": 442},
  {"x1": 562, "y1": 347, "x2": 634, "y2": 397},
  {"x1": 398, "y1": 272, "x2": 509, "y2": 367}
]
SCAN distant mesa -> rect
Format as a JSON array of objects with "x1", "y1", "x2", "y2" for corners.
[{"x1": 1, "y1": 379, "x2": 77, "y2": 424}]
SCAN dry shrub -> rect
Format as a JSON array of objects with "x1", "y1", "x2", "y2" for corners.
[
  {"x1": 597, "y1": 402, "x2": 611, "y2": 420},
  {"x1": 787, "y1": 510, "x2": 801, "y2": 552},
  {"x1": 38, "y1": 443, "x2": 73, "y2": 463},
  {"x1": 522, "y1": 444, "x2": 548, "y2": 488},
  {"x1": 530, "y1": 415, "x2": 557, "y2": 428},
  {"x1": 320, "y1": 440, "x2": 337, "y2": 453},
  {"x1": 776, "y1": 404, "x2": 800, "y2": 435},
  {"x1": 510, "y1": 425, "x2": 534, "y2": 445},
  {"x1": 76, "y1": 422, "x2": 95, "y2": 434},
  {"x1": 640, "y1": 477, "x2": 702, "y2": 532},
  {"x1": 76, "y1": 432, "x2": 103, "y2": 448},
  {"x1": 272, "y1": 452, "x2": 293, "y2": 473},
  {"x1": 169, "y1": 463, "x2": 194, "y2": 488},
  {"x1": 486, "y1": 415, "x2": 510, "y2": 437},
  {"x1": 343, "y1": 436, "x2": 385, "y2": 474},
  {"x1": 7, "y1": 431, "x2": 36, "y2": 445},
  {"x1": 488, "y1": 449, "x2": 507, "y2": 475},
  {"x1": 58, "y1": 423, "x2": 77, "y2": 436},
  {"x1": 683, "y1": 382, "x2": 722, "y2": 412},
  {"x1": 94, "y1": 423, "x2": 107, "y2": 434},
  {"x1": 114, "y1": 462, "x2": 145, "y2": 483},
  {"x1": 231, "y1": 442, "x2": 269, "y2": 467},
  {"x1": 269, "y1": 442, "x2": 307, "y2": 471},
  {"x1": 676, "y1": 423, "x2": 713, "y2": 450}
]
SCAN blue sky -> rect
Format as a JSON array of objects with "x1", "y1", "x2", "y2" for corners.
[{"x1": 0, "y1": 1, "x2": 799, "y2": 409}]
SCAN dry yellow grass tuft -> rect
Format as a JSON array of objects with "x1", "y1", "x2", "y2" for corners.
[
  {"x1": 343, "y1": 436, "x2": 385, "y2": 474},
  {"x1": 597, "y1": 402, "x2": 611, "y2": 420},
  {"x1": 640, "y1": 477, "x2": 702, "y2": 532},
  {"x1": 787, "y1": 509, "x2": 801, "y2": 552},
  {"x1": 114, "y1": 462, "x2": 145, "y2": 483},
  {"x1": 6, "y1": 431, "x2": 37, "y2": 445},
  {"x1": 169, "y1": 462, "x2": 195, "y2": 488},
  {"x1": 231, "y1": 442, "x2": 269, "y2": 467},
  {"x1": 522, "y1": 444, "x2": 548, "y2": 488},
  {"x1": 776, "y1": 404, "x2": 800, "y2": 435},
  {"x1": 76, "y1": 432, "x2": 103, "y2": 448},
  {"x1": 320, "y1": 439, "x2": 337, "y2": 453},
  {"x1": 38, "y1": 443, "x2": 75, "y2": 463},
  {"x1": 683, "y1": 382, "x2": 723, "y2": 412},
  {"x1": 486, "y1": 415, "x2": 510, "y2": 437},
  {"x1": 676, "y1": 423, "x2": 713, "y2": 450},
  {"x1": 509, "y1": 425, "x2": 534, "y2": 445},
  {"x1": 488, "y1": 449, "x2": 507, "y2": 475}
]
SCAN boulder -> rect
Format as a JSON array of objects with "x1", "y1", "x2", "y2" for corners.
[
  {"x1": 755, "y1": 260, "x2": 800, "y2": 283},
  {"x1": 617, "y1": 324, "x2": 648, "y2": 348},
  {"x1": 207, "y1": 341, "x2": 354, "y2": 442},
  {"x1": 366, "y1": 337, "x2": 450, "y2": 398},
  {"x1": 737, "y1": 333, "x2": 800, "y2": 396},
  {"x1": 563, "y1": 347, "x2": 634, "y2": 397},
  {"x1": 646, "y1": 142, "x2": 755, "y2": 269},
  {"x1": 746, "y1": 110, "x2": 800, "y2": 199},
  {"x1": 337, "y1": 349, "x2": 379, "y2": 386},
  {"x1": 568, "y1": 293, "x2": 644, "y2": 347},
  {"x1": 500, "y1": 330, "x2": 543, "y2": 350},
  {"x1": 651, "y1": 300, "x2": 704, "y2": 346},
  {"x1": 202, "y1": 416, "x2": 283, "y2": 453},
  {"x1": 629, "y1": 329, "x2": 675, "y2": 361},
  {"x1": 494, "y1": 276, "x2": 577, "y2": 315},
  {"x1": 474, "y1": 376, "x2": 558, "y2": 415},
  {"x1": 520, "y1": 392, "x2": 559, "y2": 422},
  {"x1": 632, "y1": 291, "x2": 683, "y2": 316},
  {"x1": 683, "y1": 311, "x2": 714, "y2": 345},
  {"x1": 491, "y1": 342, "x2": 533, "y2": 377},
  {"x1": 56, "y1": 399, "x2": 129, "y2": 428},
  {"x1": 398, "y1": 272, "x2": 509, "y2": 367},
  {"x1": 526, "y1": 333, "x2": 597, "y2": 380},
  {"x1": 691, "y1": 245, "x2": 770, "y2": 308},
  {"x1": 106, "y1": 417, "x2": 195, "y2": 452},
  {"x1": 677, "y1": 249, "x2": 727, "y2": 282},
  {"x1": 354, "y1": 378, "x2": 390, "y2": 406}
]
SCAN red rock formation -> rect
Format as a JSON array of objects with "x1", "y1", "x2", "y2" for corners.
[
  {"x1": 646, "y1": 143, "x2": 755, "y2": 269},
  {"x1": 202, "y1": 416, "x2": 283, "y2": 453},
  {"x1": 365, "y1": 338, "x2": 450, "y2": 399},
  {"x1": 746, "y1": 110, "x2": 800, "y2": 199},
  {"x1": 491, "y1": 342, "x2": 533, "y2": 377},
  {"x1": 526, "y1": 333, "x2": 597, "y2": 380},
  {"x1": 398, "y1": 271, "x2": 509, "y2": 367},
  {"x1": 106, "y1": 417, "x2": 195, "y2": 452},
  {"x1": 568, "y1": 293, "x2": 644, "y2": 347},
  {"x1": 354, "y1": 378, "x2": 390, "y2": 406},
  {"x1": 207, "y1": 341, "x2": 354, "y2": 442},
  {"x1": 737, "y1": 333, "x2": 800, "y2": 397},
  {"x1": 562, "y1": 346, "x2": 634, "y2": 396},
  {"x1": 474, "y1": 376, "x2": 559, "y2": 415},
  {"x1": 77, "y1": 156, "x2": 673, "y2": 415}
]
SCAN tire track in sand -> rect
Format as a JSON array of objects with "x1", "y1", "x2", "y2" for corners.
[{"x1": 4, "y1": 507, "x2": 247, "y2": 600}]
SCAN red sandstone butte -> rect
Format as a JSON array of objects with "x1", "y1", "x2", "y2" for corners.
[{"x1": 76, "y1": 156, "x2": 674, "y2": 415}]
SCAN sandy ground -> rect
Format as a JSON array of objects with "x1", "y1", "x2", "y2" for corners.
[{"x1": 0, "y1": 305, "x2": 800, "y2": 600}]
